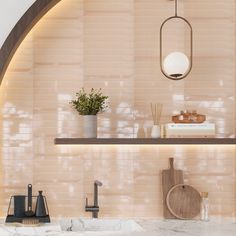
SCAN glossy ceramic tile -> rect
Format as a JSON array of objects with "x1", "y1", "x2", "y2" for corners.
[{"x1": 0, "y1": 0, "x2": 235, "y2": 218}]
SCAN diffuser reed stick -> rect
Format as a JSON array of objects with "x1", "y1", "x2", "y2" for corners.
[{"x1": 150, "y1": 103, "x2": 163, "y2": 125}]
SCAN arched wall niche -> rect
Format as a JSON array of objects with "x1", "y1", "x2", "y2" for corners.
[
  {"x1": 0, "y1": 0, "x2": 235, "y2": 218},
  {"x1": 0, "y1": 0, "x2": 62, "y2": 84}
]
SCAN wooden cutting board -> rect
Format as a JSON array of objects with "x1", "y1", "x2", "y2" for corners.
[
  {"x1": 162, "y1": 157, "x2": 184, "y2": 219},
  {"x1": 166, "y1": 184, "x2": 201, "y2": 220}
]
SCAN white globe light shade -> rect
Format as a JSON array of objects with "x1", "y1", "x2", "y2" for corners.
[{"x1": 163, "y1": 52, "x2": 190, "y2": 78}]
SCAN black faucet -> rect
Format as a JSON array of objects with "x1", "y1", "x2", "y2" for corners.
[{"x1": 85, "y1": 180, "x2": 103, "y2": 218}]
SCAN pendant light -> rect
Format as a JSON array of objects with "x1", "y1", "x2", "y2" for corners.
[{"x1": 160, "y1": 0, "x2": 193, "y2": 80}]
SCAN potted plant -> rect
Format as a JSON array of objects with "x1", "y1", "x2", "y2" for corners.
[{"x1": 70, "y1": 88, "x2": 108, "y2": 138}]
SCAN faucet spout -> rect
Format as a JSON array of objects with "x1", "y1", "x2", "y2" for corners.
[
  {"x1": 94, "y1": 180, "x2": 103, "y2": 207},
  {"x1": 95, "y1": 180, "x2": 103, "y2": 186}
]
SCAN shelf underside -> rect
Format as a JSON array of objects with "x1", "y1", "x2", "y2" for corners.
[{"x1": 54, "y1": 138, "x2": 236, "y2": 145}]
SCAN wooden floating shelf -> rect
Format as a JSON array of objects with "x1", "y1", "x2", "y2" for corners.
[{"x1": 54, "y1": 138, "x2": 236, "y2": 145}]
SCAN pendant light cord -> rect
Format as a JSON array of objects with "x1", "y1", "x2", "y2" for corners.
[{"x1": 175, "y1": 0, "x2": 178, "y2": 17}]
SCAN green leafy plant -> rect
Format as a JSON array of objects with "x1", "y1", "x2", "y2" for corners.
[{"x1": 70, "y1": 88, "x2": 108, "y2": 115}]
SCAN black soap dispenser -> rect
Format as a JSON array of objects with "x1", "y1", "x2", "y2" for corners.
[{"x1": 35, "y1": 191, "x2": 47, "y2": 217}]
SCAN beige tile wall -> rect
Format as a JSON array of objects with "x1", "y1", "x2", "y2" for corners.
[{"x1": 0, "y1": 0, "x2": 235, "y2": 218}]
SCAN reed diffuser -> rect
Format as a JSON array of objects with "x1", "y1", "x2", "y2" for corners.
[{"x1": 150, "y1": 103, "x2": 163, "y2": 138}]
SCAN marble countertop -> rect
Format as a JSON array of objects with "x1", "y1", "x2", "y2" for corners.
[{"x1": 0, "y1": 218, "x2": 235, "y2": 236}]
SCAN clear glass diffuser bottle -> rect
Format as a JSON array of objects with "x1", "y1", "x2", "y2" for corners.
[{"x1": 201, "y1": 192, "x2": 209, "y2": 221}]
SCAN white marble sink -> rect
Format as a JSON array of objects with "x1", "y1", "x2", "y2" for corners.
[
  {"x1": 0, "y1": 218, "x2": 235, "y2": 236},
  {"x1": 60, "y1": 218, "x2": 144, "y2": 233}
]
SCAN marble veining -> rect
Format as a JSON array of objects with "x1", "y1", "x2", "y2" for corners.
[
  {"x1": 0, "y1": 218, "x2": 235, "y2": 236},
  {"x1": 60, "y1": 218, "x2": 144, "y2": 232},
  {"x1": 0, "y1": 221, "x2": 61, "y2": 236}
]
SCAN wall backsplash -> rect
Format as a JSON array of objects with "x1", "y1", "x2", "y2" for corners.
[{"x1": 0, "y1": 0, "x2": 235, "y2": 218}]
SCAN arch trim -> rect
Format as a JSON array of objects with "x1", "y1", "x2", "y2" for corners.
[{"x1": 0, "y1": 0, "x2": 62, "y2": 84}]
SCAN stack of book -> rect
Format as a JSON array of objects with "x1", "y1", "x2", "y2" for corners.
[{"x1": 165, "y1": 123, "x2": 215, "y2": 138}]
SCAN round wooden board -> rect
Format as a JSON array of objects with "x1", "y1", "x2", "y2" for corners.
[{"x1": 166, "y1": 184, "x2": 201, "y2": 220}]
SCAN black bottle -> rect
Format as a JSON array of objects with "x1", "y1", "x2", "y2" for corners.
[{"x1": 35, "y1": 191, "x2": 47, "y2": 217}]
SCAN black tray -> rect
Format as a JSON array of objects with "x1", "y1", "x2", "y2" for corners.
[{"x1": 5, "y1": 215, "x2": 50, "y2": 223}]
